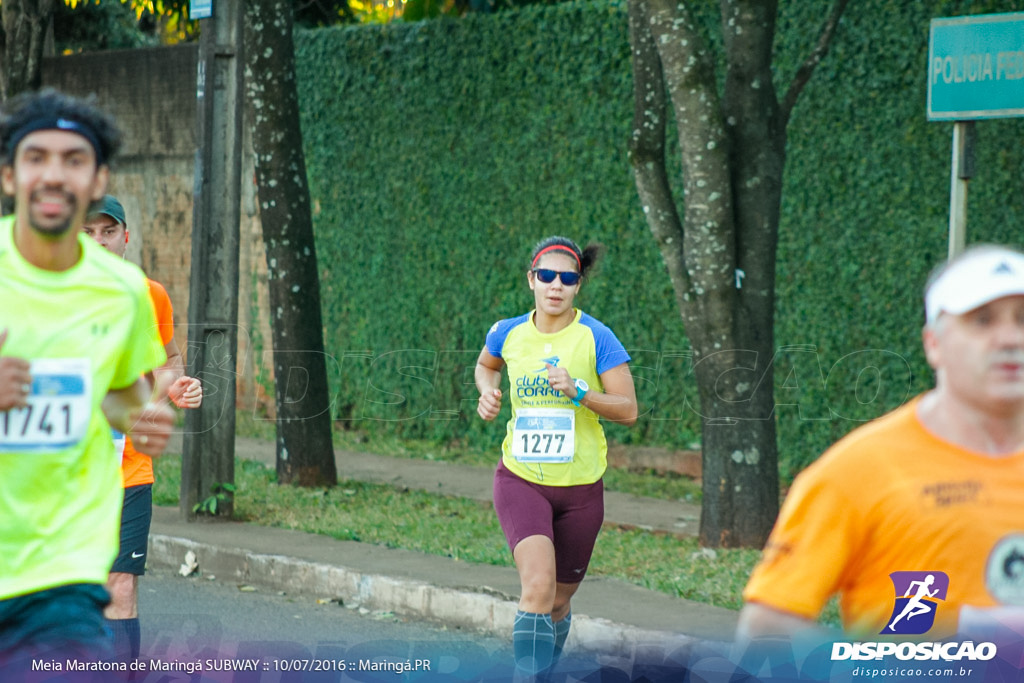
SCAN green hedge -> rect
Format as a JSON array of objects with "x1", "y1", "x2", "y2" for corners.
[{"x1": 295, "y1": 0, "x2": 1024, "y2": 480}]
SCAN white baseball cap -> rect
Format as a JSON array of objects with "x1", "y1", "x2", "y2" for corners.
[{"x1": 925, "y1": 246, "x2": 1024, "y2": 324}]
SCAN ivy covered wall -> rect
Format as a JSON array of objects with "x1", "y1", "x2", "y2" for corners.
[{"x1": 295, "y1": 0, "x2": 1024, "y2": 478}]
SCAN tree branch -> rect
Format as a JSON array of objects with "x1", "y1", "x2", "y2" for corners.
[
  {"x1": 719, "y1": 0, "x2": 784, "y2": 325},
  {"x1": 644, "y1": 0, "x2": 737, "y2": 333},
  {"x1": 626, "y1": 0, "x2": 692, "y2": 308},
  {"x1": 780, "y1": 0, "x2": 850, "y2": 128},
  {"x1": 721, "y1": 0, "x2": 777, "y2": 93}
]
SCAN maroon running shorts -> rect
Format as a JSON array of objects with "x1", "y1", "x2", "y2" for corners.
[{"x1": 492, "y1": 459, "x2": 604, "y2": 584}]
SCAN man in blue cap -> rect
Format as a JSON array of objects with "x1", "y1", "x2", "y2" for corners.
[{"x1": 83, "y1": 194, "x2": 203, "y2": 664}]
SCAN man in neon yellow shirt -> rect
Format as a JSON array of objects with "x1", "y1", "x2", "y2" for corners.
[{"x1": 0, "y1": 89, "x2": 173, "y2": 671}]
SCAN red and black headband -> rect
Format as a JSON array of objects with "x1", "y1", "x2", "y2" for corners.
[{"x1": 531, "y1": 244, "x2": 581, "y2": 269}]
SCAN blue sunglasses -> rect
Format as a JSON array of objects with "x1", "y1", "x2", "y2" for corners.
[{"x1": 532, "y1": 268, "x2": 581, "y2": 286}]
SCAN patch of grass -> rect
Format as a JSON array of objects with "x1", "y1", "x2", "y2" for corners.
[
  {"x1": 593, "y1": 532, "x2": 761, "y2": 609},
  {"x1": 244, "y1": 482, "x2": 510, "y2": 565},
  {"x1": 235, "y1": 411, "x2": 278, "y2": 441},
  {"x1": 155, "y1": 427, "x2": 839, "y2": 624},
  {"x1": 152, "y1": 455, "x2": 748, "y2": 609},
  {"x1": 602, "y1": 467, "x2": 701, "y2": 503},
  {"x1": 329, "y1": 429, "x2": 702, "y2": 503},
  {"x1": 153, "y1": 453, "x2": 181, "y2": 506},
  {"x1": 155, "y1": 455, "x2": 511, "y2": 564}
]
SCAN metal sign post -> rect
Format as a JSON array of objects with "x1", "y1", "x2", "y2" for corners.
[{"x1": 947, "y1": 121, "x2": 975, "y2": 260}]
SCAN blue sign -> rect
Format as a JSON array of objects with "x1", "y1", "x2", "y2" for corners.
[
  {"x1": 928, "y1": 12, "x2": 1024, "y2": 120},
  {"x1": 191, "y1": 0, "x2": 213, "y2": 20}
]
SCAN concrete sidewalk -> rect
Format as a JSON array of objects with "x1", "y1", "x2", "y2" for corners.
[{"x1": 150, "y1": 437, "x2": 736, "y2": 657}]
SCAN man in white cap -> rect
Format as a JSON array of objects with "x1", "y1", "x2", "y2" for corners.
[{"x1": 737, "y1": 244, "x2": 1024, "y2": 642}]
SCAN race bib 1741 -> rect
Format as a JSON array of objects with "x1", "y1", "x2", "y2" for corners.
[
  {"x1": 1, "y1": 358, "x2": 92, "y2": 452},
  {"x1": 511, "y1": 408, "x2": 575, "y2": 463}
]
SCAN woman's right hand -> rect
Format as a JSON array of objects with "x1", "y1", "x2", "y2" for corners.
[{"x1": 477, "y1": 388, "x2": 502, "y2": 421}]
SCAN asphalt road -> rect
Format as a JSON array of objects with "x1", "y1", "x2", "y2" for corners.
[{"x1": 137, "y1": 568, "x2": 517, "y2": 681}]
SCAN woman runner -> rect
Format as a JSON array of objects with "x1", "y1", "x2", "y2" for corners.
[{"x1": 475, "y1": 236, "x2": 637, "y2": 677}]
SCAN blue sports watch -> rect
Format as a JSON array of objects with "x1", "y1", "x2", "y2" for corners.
[{"x1": 571, "y1": 378, "x2": 589, "y2": 407}]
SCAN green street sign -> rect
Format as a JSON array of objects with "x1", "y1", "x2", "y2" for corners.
[{"x1": 928, "y1": 12, "x2": 1024, "y2": 121}]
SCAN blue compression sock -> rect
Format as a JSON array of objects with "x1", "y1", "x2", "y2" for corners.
[
  {"x1": 552, "y1": 610, "x2": 572, "y2": 661},
  {"x1": 512, "y1": 610, "x2": 554, "y2": 675}
]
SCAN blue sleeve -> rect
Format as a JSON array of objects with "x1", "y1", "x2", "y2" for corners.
[
  {"x1": 580, "y1": 313, "x2": 631, "y2": 375},
  {"x1": 485, "y1": 313, "x2": 531, "y2": 359}
]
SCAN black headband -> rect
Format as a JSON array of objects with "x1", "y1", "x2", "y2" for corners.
[{"x1": 6, "y1": 117, "x2": 105, "y2": 164}]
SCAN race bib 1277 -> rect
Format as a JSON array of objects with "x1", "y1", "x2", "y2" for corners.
[{"x1": 511, "y1": 408, "x2": 575, "y2": 463}]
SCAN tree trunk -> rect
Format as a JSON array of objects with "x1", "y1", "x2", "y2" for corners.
[
  {"x1": 2, "y1": 0, "x2": 54, "y2": 99},
  {"x1": 629, "y1": 0, "x2": 846, "y2": 546},
  {"x1": 692, "y1": 346, "x2": 779, "y2": 547},
  {"x1": 244, "y1": 0, "x2": 338, "y2": 487}
]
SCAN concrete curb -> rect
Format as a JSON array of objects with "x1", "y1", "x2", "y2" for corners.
[{"x1": 148, "y1": 534, "x2": 693, "y2": 658}]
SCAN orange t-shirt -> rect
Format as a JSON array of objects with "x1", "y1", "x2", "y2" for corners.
[
  {"x1": 120, "y1": 279, "x2": 175, "y2": 488},
  {"x1": 743, "y1": 396, "x2": 1024, "y2": 639}
]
